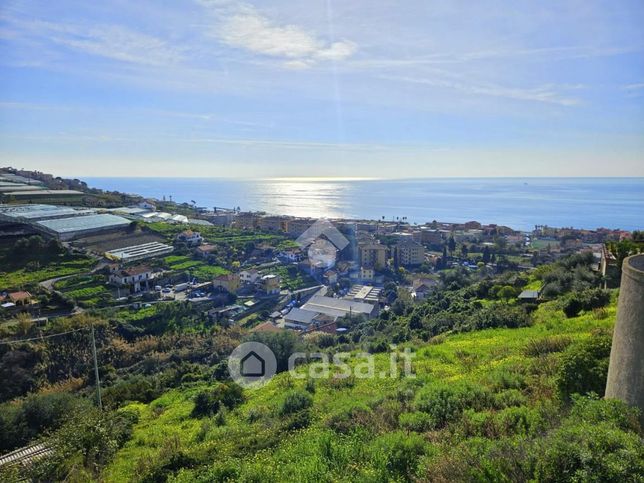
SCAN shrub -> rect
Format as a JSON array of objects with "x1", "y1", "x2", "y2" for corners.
[
  {"x1": 398, "y1": 411, "x2": 434, "y2": 432},
  {"x1": 281, "y1": 408, "x2": 312, "y2": 430},
  {"x1": 102, "y1": 375, "x2": 162, "y2": 408},
  {"x1": 191, "y1": 383, "x2": 244, "y2": 418},
  {"x1": 0, "y1": 393, "x2": 90, "y2": 453},
  {"x1": 524, "y1": 336, "x2": 573, "y2": 357},
  {"x1": 492, "y1": 389, "x2": 528, "y2": 409},
  {"x1": 30, "y1": 407, "x2": 137, "y2": 481},
  {"x1": 464, "y1": 304, "x2": 531, "y2": 331},
  {"x1": 534, "y1": 422, "x2": 644, "y2": 482},
  {"x1": 563, "y1": 289, "x2": 611, "y2": 318},
  {"x1": 278, "y1": 390, "x2": 313, "y2": 416},
  {"x1": 414, "y1": 382, "x2": 491, "y2": 429},
  {"x1": 493, "y1": 406, "x2": 547, "y2": 437},
  {"x1": 556, "y1": 336, "x2": 611, "y2": 402},
  {"x1": 370, "y1": 431, "x2": 427, "y2": 481},
  {"x1": 570, "y1": 395, "x2": 641, "y2": 433},
  {"x1": 563, "y1": 297, "x2": 583, "y2": 318},
  {"x1": 325, "y1": 404, "x2": 373, "y2": 433}
]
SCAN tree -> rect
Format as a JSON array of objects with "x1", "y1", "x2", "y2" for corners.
[
  {"x1": 15, "y1": 313, "x2": 34, "y2": 336},
  {"x1": 461, "y1": 243, "x2": 469, "y2": 258},
  {"x1": 448, "y1": 236, "x2": 456, "y2": 255},
  {"x1": 482, "y1": 246, "x2": 491, "y2": 264}
]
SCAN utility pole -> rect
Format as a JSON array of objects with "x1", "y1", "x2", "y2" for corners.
[{"x1": 90, "y1": 324, "x2": 102, "y2": 410}]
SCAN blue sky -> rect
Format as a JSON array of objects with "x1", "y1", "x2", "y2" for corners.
[{"x1": 0, "y1": 0, "x2": 643, "y2": 178}]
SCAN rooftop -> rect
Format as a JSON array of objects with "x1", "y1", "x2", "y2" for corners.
[
  {"x1": 105, "y1": 241, "x2": 174, "y2": 261},
  {"x1": 0, "y1": 204, "x2": 95, "y2": 221},
  {"x1": 284, "y1": 307, "x2": 319, "y2": 325},
  {"x1": 115, "y1": 265, "x2": 153, "y2": 277},
  {"x1": 35, "y1": 213, "x2": 130, "y2": 234},
  {"x1": 301, "y1": 295, "x2": 375, "y2": 318}
]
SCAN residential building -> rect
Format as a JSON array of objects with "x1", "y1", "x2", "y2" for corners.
[
  {"x1": 208, "y1": 212, "x2": 235, "y2": 227},
  {"x1": 257, "y1": 216, "x2": 287, "y2": 232},
  {"x1": 358, "y1": 241, "x2": 388, "y2": 269},
  {"x1": 260, "y1": 274, "x2": 281, "y2": 295},
  {"x1": 108, "y1": 265, "x2": 155, "y2": 293},
  {"x1": 285, "y1": 218, "x2": 315, "y2": 237},
  {"x1": 279, "y1": 249, "x2": 303, "y2": 262},
  {"x1": 233, "y1": 212, "x2": 260, "y2": 230},
  {"x1": 195, "y1": 244, "x2": 216, "y2": 259},
  {"x1": 5, "y1": 291, "x2": 33, "y2": 307},
  {"x1": 418, "y1": 229, "x2": 443, "y2": 246},
  {"x1": 213, "y1": 273, "x2": 240, "y2": 293},
  {"x1": 240, "y1": 269, "x2": 260, "y2": 284},
  {"x1": 176, "y1": 230, "x2": 202, "y2": 247},
  {"x1": 359, "y1": 267, "x2": 375, "y2": 282},
  {"x1": 410, "y1": 278, "x2": 438, "y2": 301},
  {"x1": 394, "y1": 238, "x2": 425, "y2": 266},
  {"x1": 137, "y1": 201, "x2": 156, "y2": 211}
]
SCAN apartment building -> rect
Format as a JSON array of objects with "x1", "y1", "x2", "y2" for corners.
[
  {"x1": 394, "y1": 238, "x2": 425, "y2": 266},
  {"x1": 358, "y1": 241, "x2": 388, "y2": 269}
]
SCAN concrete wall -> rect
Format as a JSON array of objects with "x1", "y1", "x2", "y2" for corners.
[{"x1": 605, "y1": 254, "x2": 644, "y2": 427}]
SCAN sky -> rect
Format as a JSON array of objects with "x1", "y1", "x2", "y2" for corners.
[{"x1": 0, "y1": 0, "x2": 643, "y2": 178}]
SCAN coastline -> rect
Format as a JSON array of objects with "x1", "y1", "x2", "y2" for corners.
[{"x1": 81, "y1": 176, "x2": 644, "y2": 232}]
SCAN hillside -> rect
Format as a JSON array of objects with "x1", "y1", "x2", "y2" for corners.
[{"x1": 100, "y1": 296, "x2": 642, "y2": 482}]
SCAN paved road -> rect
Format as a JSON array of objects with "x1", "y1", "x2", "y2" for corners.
[{"x1": 38, "y1": 273, "x2": 78, "y2": 292}]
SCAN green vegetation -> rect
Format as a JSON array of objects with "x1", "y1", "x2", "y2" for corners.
[
  {"x1": 98, "y1": 295, "x2": 641, "y2": 482},
  {"x1": 162, "y1": 255, "x2": 229, "y2": 281},
  {"x1": 147, "y1": 222, "x2": 293, "y2": 251},
  {"x1": 0, "y1": 235, "x2": 96, "y2": 305},
  {"x1": 53, "y1": 274, "x2": 113, "y2": 308},
  {"x1": 270, "y1": 264, "x2": 318, "y2": 291},
  {"x1": 1, "y1": 252, "x2": 641, "y2": 482}
]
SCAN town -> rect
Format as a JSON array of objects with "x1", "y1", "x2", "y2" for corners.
[{"x1": 0, "y1": 167, "x2": 636, "y2": 334}]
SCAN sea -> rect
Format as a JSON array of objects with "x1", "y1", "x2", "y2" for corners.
[{"x1": 82, "y1": 177, "x2": 644, "y2": 232}]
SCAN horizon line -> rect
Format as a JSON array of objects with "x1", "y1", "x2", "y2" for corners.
[{"x1": 74, "y1": 175, "x2": 644, "y2": 181}]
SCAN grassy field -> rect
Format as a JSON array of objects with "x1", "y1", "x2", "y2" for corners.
[
  {"x1": 103, "y1": 296, "x2": 621, "y2": 481},
  {"x1": 162, "y1": 255, "x2": 229, "y2": 281},
  {"x1": 0, "y1": 256, "x2": 96, "y2": 289},
  {"x1": 53, "y1": 274, "x2": 113, "y2": 308},
  {"x1": 146, "y1": 223, "x2": 296, "y2": 250}
]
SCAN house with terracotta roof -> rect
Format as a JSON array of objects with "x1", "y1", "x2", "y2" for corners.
[
  {"x1": 108, "y1": 265, "x2": 155, "y2": 293},
  {"x1": 9, "y1": 291, "x2": 33, "y2": 306},
  {"x1": 1, "y1": 291, "x2": 34, "y2": 310}
]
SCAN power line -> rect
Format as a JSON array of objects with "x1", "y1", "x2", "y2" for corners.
[{"x1": 0, "y1": 326, "x2": 88, "y2": 344}]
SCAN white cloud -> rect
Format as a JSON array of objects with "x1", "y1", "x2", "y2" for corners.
[
  {"x1": 623, "y1": 83, "x2": 644, "y2": 90},
  {"x1": 381, "y1": 75, "x2": 581, "y2": 107},
  {"x1": 217, "y1": 8, "x2": 356, "y2": 68},
  {"x1": 10, "y1": 19, "x2": 184, "y2": 66}
]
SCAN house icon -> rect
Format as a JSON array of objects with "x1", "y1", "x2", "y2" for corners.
[{"x1": 240, "y1": 351, "x2": 266, "y2": 377}]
